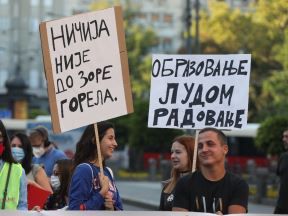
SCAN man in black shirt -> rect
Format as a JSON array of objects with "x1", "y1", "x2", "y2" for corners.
[
  {"x1": 274, "y1": 129, "x2": 288, "y2": 214},
  {"x1": 172, "y1": 128, "x2": 248, "y2": 215}
]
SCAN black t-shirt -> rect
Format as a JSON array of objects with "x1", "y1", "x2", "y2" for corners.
[
  {"x1": 159, "y1": 190, "x2": 174, "y2": 211},
  {"x1": 159, "y1": 180, "x2": 175, "y2": 211},
  {"x1": 276, "y1": 151, "x2": 288, "y2": 210},
  {"x1": 173, "y1": 171, "x2": 248, "y2": 214},
  {"x1": 44, "y1": 192, "x2": 67, "y2": 210}
]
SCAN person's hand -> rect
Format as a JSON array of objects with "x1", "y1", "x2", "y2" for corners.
[
  {"x1": 27, "y1": 179, "x2": 48, "y2": 190},
  {"x1": 104, "y1": 192, "x2": 114, "y2": 210},
  {"x1": 27, "y1": 179, "x2": 38, "y2": 187},
  {"x1": 98, "y1": 173, "x2": 109, "y2": 197},
  {"x1": 32, "y1": 205, "x2": 42, "y2": 212}
]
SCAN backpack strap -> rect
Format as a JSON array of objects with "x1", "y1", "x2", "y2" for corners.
[
  {"x1": 106, "y1": 167, "x2": 114, "y2": 178},
  {"x1": 2, "y1": 163, "x2": 12, "y2": 209},
  {"x1": 82, "y1": 163, "x2": 94, "y2": 193}
]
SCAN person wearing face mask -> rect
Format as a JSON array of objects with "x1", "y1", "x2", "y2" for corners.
[
  {"x1": 10, "y1": 133, "x2": 52, "y2": 194},
  {"x1": 0, "y1": 120, "x2": 27, "y2": 209},
  {"x1": 29, "y1": 126, "x2": 67, "y2": 177},
  {"x1": 44, "y1": 159, "x2": 73, "y2": 210},
  {"x1": 159, "y1": 135, "x2": 195, "y2": 211},
  {"x1": 68, "y1": 121, "x2": 123, "y2": 210}
]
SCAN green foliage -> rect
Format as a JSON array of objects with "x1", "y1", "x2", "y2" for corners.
[
  {"x1": 273, "y1": 28, "x2": 288, "y2": 70},
  {"x1": 112, "y1": 98, "x2": 184, "y2": 170},
  {"x1": 126, "y1": 25, "x2": 157, "y2": 98},
  {"x1": 255, "y1": 116, "x2": 288, "y2": 155},
  {"x1": 252, "y1": 70, "x2": 288, "y2": 120},
  {"x1": 251, "y1": 0, "x2": 287, "y2": 70},
  {"x1": 199, "y1": 2, "x2": 251, "y2": 53},
  {"x1": 28, "y1": 108, "x2": 49, "y2": 119},
  {"x1": 115, "y1": 98, "x2": 183, "y2": 151},
  {"x1": 196, "y1": 0, "x2": 288, "y2": 122},
  {"x1": 131, "y1": 55, "x2": 153, "y2": 98},
  {"x1": 198, "y1": 1, "x2": 253, "y2": 54},
  {"x1": 89, "y1": 0, "x2": 121, "y2": 10}
]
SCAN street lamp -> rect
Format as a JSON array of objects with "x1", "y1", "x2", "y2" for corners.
[
  {"x1": 184, "y1": 0, "x2": 201, "y2": 54},
  {"x1": 4, "y1": 64, "x2": 29, "y2": 119},
  {"x1": 186, "y1": 0, "x2": 192, "y2": 54},
  {"x1": 195, "y1": 0, "x2": 200, "y2": 54}
]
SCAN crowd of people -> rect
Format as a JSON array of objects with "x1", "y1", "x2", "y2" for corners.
[{"x1": 0, "y1": 119, "x2": 287, "y2": 214}]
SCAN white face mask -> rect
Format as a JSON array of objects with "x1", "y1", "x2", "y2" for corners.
[
  {"x1": 33, "y1": 146, "x2": 45, "y2": 158},
  {"x1": 50, "y1": 175, "x2": 60, "y2": 191}
]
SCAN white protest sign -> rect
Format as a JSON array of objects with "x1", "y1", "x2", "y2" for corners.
[
  {"x1": 40, "y1": 6, "x2": 133, "y2": 133},
  {"x1": 148, "y1": 54, "x2": 251, "y2": 130}
]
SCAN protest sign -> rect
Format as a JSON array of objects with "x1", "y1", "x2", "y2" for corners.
[
  {"x1": 148, "y1": 54, "x2": 251, "y2": 130},
  {"x1": 40, "y1": 6, "x2": 133, "y2": 133}
]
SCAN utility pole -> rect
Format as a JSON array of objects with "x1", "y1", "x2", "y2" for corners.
[
  {"x1": 186, "y1": 0, "x2": 192, "y2": 54},
  {"x1": 195, "y1": 0, "x2": 200, "y2": 53}
]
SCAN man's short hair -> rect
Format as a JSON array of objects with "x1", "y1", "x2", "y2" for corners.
[{"x1": 199, "y1": 127, "x2": 227, "y2": 145}]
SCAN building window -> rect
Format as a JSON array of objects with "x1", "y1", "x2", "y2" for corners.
[
  {"x1": 0, "y1": 0, "x2": 8, "y2": 4},
  {"x1": 151, "y1": 13, "x2": 159, "y2": 22},
  {"x1": 31, "y1": 0, "x2": 38, "y2": 6},
  {"x1": 163, "y1": 14, "x2": 173, "y2": 24},
  {"x1": 163, "y1": 37, "x2": 172, "y2": 51},
  {"x1": 158, "y1": 0, "x2": 166, "y2": 6},
  {"x1": 30, "y1": 18, "x2": 38, "y2": 33},
  {"x1": 0, "y1": 69, "x2": 8, "y2": 88},
  {"x1": 44, "y1": 0, "x2": 52, "y2": 7},
  {"x1": 29, "y1": 69, "x2": 39, "y2": 88},
  {"x1": 0, "y1": 49, "x2": 6, "y2": 66},
  {"x1": 0, "y1": 17, "x2": 9, "y2": 31},
  {"x1": 138, "y1": 12, "x2": 147, "y2": 20}
]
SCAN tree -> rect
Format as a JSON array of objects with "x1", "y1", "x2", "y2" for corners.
[
  {"x1": 194, "y1": 0, "x2": 288, "y2": 121},
  {"x1": 126, "y1": 26, "x2": 157, "y2": 98},
  {"x1": 255, "y1": 116, "x2": 288, "y2": 155},
  {"x1": 257, "y1": 70, "x2": 288, "y2": 119}
]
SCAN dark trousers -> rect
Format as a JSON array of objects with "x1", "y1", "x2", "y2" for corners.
[{"x1": 274, "y1": 206, "x2": 288, "y2": 214}]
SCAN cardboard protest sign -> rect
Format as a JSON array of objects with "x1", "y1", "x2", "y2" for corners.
[
  {"x1": 148, "y1": 54, "x2": 251, "y2": 130},
  {"x1": 40, "y1": 6, "x2": 133, "y2": 133}
]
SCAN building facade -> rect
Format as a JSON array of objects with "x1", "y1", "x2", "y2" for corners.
[{"x1": 0, "y1": 0, "x2": 71, "y2": 116}]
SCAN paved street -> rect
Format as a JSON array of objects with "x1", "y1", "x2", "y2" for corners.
[{"x1": 117, "y1": 181, "x2": 275, "y2": 213}]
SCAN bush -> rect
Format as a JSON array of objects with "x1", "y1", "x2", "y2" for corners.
[{"x1": 255, "y1": 116, "x2": 288, "y2": 155}]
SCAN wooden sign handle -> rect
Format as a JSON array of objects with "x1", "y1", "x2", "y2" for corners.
[
  {"x1": 192, "y1": 130, "x2": 199, "y2": 173},
  {"x1": 94, "y1": 123, "x2": 103, "y2": 174}
]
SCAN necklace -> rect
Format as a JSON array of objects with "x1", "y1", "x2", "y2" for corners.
[{"x1": 180, "y1": 170, "x2": 191, "y2": 177}]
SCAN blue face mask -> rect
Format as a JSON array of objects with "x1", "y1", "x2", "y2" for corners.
[{"x1": 12, "y1": 147, "x2": 25, "y2": 162}]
